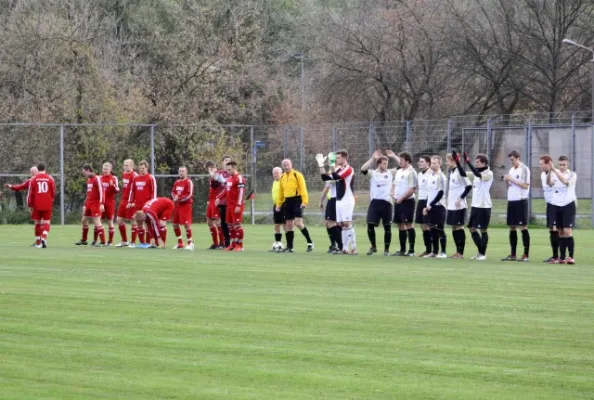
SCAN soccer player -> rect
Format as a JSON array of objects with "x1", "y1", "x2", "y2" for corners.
[
  {"x1": 423, "y1": 156, "x2": 448, "y2": 258},
  {"x1": 445, "y1": 152, "x2": 472, "y2": 259},
  {"x1": 391, "y1": 151, "x2": 417, "y2": 256},
  {"x1": 463, "y1": 152, "x2": 494, "y2": 260},
  {"x1": 217, "y1": 161, "x2": 246, "y2": 251},
  {"x1": 501, "y1": 150, "x2": 531, "y2": 262},
  {"x1": 539, "y1": 154, "x2": 558, "y2": 262},
  {"x1": 415, "y1": 155, "x2": 432, "y2": 256},
  {"x1": 361, "y1": 150, "x2": 395, "y2": 256},
  {"x1": 97, "y1": 162, "x2": 120, "y2": 246},
  {"x1": 135, "y1": 197, "x2": 175, "y2": 248},
  {"x1": 5, "y1": 165, "x2": 40, "y2": 245},
  {"x1": 318, "y1": 150, "x2": 357, "y2": 254},
  {"x1": 318, "y1": 155, "x2": 342, "y2": 253},
  {"x1": 127, "y1": 160, "x2": 157, "y2": 248},
  {"x1": 205, "y1": 161, "x2": 226, "y2": 249},
  {"x1": 76, "y1": 165, "x2": 106, "y2": 246},
  {"x1": 115, "y1": 159, "x2": 138, "y2": 247},
  {"x1": 217, "y1": 155, "x2": 233, "y2": 247},
  {"x1": 171, "y1": 166, "x2": 194, "y2": 250},
  {"x1": 271, "y1": 167, "x2": 287, "y2": 250},
  {"x1": 27, "y1": 163, "x2": 56, "y2": 248},
  {"x1": 548, "y1": 156, "x2": 577, "y2": 264},
  {"x1": 275, "y1": 159, "x2": 314, "y2": 252}
]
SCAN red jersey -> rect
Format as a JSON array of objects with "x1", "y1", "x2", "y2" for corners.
[
  {"x1": 120, "y1": 171, "x2": 138, "y2": 202},
  {"x1": 85, "y1": 174, "x2": 104, "y2": 206},
  {"x1": 27, "y1": 173, "x2": 56, "y2": 211},
  {"x1": 129, "y1": 173, "x2": 157, "y2": 206},
  {"x1": 143, "y1": 197, "x2": 174, "y2": 218},
  {"x1": 10, "y1": 179, "x2": 32, "y2": 192},
  {"x1": 224, "y1": 173, "x2": 246, "y2": 206},
  {"x1": 216, "y1": 169, "x2": 231, "y2": 205},
  {"x1": 171, "y1": 178, "x2": 194, "y2": 204},
  {"x1": 100, "y1": 174, "x2": 120, "y2": 205}
]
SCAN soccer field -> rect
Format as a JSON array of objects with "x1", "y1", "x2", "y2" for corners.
[{"x1": 1, "y1": 225, "x2": 593, "y2": 399}]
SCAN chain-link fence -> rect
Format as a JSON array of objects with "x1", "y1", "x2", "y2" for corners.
[{"x1": 1, "y1": 113, "x2": 593, "y2": 227}]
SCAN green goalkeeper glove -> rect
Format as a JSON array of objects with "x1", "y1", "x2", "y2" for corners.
[{"x1": 327, "y1": 152, "x2": 337, "y2": 167}]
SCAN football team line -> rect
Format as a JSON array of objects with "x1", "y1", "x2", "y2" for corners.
[{"x1": 5, "y1": 148, "x2": 577, "y2": 263}]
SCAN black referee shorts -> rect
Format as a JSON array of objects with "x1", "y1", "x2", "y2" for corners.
[
  {"x1": 555, "y1": 202, "x2": 576, "y2": 229},
  {"x1": 367, "y1": 199, "x2": 392, "y2": 226},
  {"x1": 415, "y1": 199, "x2": 428, "y2": 224},
  {"x1": 282, "y1": 196, "x2": 303, "y2": 220},
  {"x1": 507, "y1": 199, "x2": 528, "y2": 227},
  {"x1": 467, "y1": 207, "x2": 491, "y2": 230},
  {"x1": 325, "y1": 198, "x2": 337, "y2": 221},
  {"x1": 273, "y1": 205, "x2": 285, "y2": 225}
]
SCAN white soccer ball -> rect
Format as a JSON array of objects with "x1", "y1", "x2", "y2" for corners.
[{"x1": 272, "y1": 241, "x2": 285, "y2": 252}]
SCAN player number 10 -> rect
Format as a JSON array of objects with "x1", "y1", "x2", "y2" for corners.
[{"x1": 37, "y1": 181, "x2": 48, "y2": 193}]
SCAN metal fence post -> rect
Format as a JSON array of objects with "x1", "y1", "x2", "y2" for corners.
[
  {"x1": 150, "y1": 124, "x2": 156, "y2": 175},
  {"x1": 299, "y1": 126, "x2": 305, "y2": 172},
  {"x1": 368, "y1": 123, "x2": 375, "y2": 157},
  {"x1": 447, "y1": 118, "x2": 452, "y2": 153},
  {"x1": 332, "y1": 125, "x2": 337, "y2": 152},
  {"x1": 571, "y1": 113, "x2": 576, "y2": 172},
  {"x1": 405, "y1": 120, "x2": 412, "y2": 151},
  {"x1": 527, "y1": 119, "x2": 532, "y2": 222},
  {"x1": 283, "y1": 126, "x2": 288, "y2": 159},
  {"x1": 59, "y1": 125, "x2": 65, "y2": 226},
  {"x1": 487, "y1": 118, "x2": 492, "y2": 160},
  {"x1": 250, "y1": 126, "x2": 255, "y2": 225}
]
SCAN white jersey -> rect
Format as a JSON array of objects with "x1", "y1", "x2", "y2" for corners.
[
  {"x1": 393, "y1": 166, "x2": 418, "y2": 201},
  {"x1": 447, "y1": 167, "x2": 470, "y2": 210},
  {"x1": 426, "y1": 170, "x2": 447, "y2": 207},
  {"x1": 369, "y1": 168, "x2": 395, "y2": 203},
  {"x1": 471, "y1": 168, "x2": 494, "y2": 208},
  {"x1": 507, "y1": 162, "x2": 530, "y2": 201},
  {"x1": 325, "y1": 181, "x2": 337, "y2": 199},
  {"x1": 417, "y1": 169, "x2": 430, "y2": 200},
  {"x1": 550, "y1": 169, "x2": 577, "y2": 207},
  {"x1": 541, "y1": 171, "x2": 554, "y2": 204}
]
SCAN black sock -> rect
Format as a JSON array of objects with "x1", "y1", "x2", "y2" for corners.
[
  {"x1": 384, "y1": 225, "x2": 392, "y2": 252},
  {"x1": 480, "y1": 231, "x2": 489, "y2": 255},
  {"x1": 559, "y1": 237, "x2": 567, "y2": 260},
  {"x1": 300, "y1": 227, "x2": 313, "y2": 244},
  {"x1": 550, "y1": 230, "x2": 559, "y2": 258},
  {"x1": 327, "y1": 228, "x2": 335, "y2": 247},
  {"x1": 334, "y1": 225, "x2": 343, "y2": 249},
  {"x1": 452, "y1": 230, "x2": 465, "y2": 255},
  {"x1": 509, "y1": 230, "x2": 518, "y2": 256},
  {"x1": 407, "y1": 228, "x2": 416, "y2": 253},
  {"x1": 430, "y1": 228, "x2": 440, "y2": 254},
  {"x1": 423, "y1": 230, "x2": 431, "y2": 253},
  {"x1": 367, "y1": 224, "x2": 377, "y2": 248},
  {"x1": 439, "y1": 230, "x2": 447, "y2": 253},
  {"x1": 568, "y1": 236, "x2": 574, "y2": 258},
  {"x1": 471, "y1": 231, "x2": 481, "y2": 252},
  {"x1": 275, "y1": 233, "x2": 282, "y2": 242},
  {"x1": 286, "y1": 231, "x2": 295, "y2": 249},
  {"x1": 399, "y1": 230, "x2": 407, "y2": 253},
  {"x1": 222, "y1": 221, "x2": 230, "y2": 246},
  {"x1": 521, "y1": 229, "x2": 530, "y2": 256}
]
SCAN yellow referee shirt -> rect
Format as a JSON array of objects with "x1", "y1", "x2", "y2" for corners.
[
  {"x1": 276, "y1": 169, "x2": 309, "y2": 207},
  {"x1": 272, "y1": 180, "x2": 280, "y2": 205}
]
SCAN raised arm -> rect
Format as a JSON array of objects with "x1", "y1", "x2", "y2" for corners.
[
  {"x1": 463, "y1": 152, "x2": 481, "y2": 178},
  {"x1": 361, "y1": 150, "x2": 381, "y2": 174},
  {"x1": 385, "y1": 149, "x2": 400, "y2": 166},
  {"x1": 452, "y1": 150, "x2": 467, "y2": 177}
]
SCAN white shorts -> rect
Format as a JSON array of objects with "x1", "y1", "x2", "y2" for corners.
[{"x1": 336, "y1": 198, "x2": 355, "y2": 223}]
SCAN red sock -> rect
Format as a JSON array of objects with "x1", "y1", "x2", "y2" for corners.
[
  {"x1": 82, "y1": 226, "x2": 89, "y2": 242},
  {"x1": 131, "y1": 226, "x2": 138, "y2": 243},
  {"x1": 93, "y1": 227, "x2": 99, "y2": 242},
  {"x1": 159, "y1": 227, "x2": 167, "y2": 244},
  {"x1": 186, "y1": 228, "x2": 193, "y2": 243},
  {"x1": 98, "y1": 227, "x2": 106, "y2": 244},
  {"x1": 217, "y1": 225, "x2": 225, "y2": 245},
  {"x1": 119, "y1": 223, "x2": 128, "y2": 243},
  {"x1": 228, "y1": 226, "x2": 236, "y2": 246},
  {"x1": 108, "y1": 227, "x2": 115, "y2": 244},
  {"x1": 236, "y1": 226, "x2": 244, "y2": 246},
  {"x1": 209, "y1": 226, "x2": 219, "y2": 245},
  {"x1": 137, "y1": 227, "x2": 145, "y2": 244},
  {"x1": 174, "y1": 226, "x2": 183, "y2": 245},
  {"x1": 35, "y1": 224, "x2": 41, "y2": 245},
  {"x1": 145, "y1": 230, "x2": 150, "y2": 244},
  {"x1": 42, "y1": 223, "x2": 50, "y2": 240}
]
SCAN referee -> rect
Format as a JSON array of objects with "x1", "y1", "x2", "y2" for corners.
[{"x1": 275, "y1": 159, "x2": 314, "y2": 252}]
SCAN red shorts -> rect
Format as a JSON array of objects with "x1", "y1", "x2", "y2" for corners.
[
  {"x1": 173, "y1": 203, "x2": 193, "y2": 225},
  {"x1": 226, "y1": 204, "x2": 244, "y2": 224},
  {"x1": 205, "y1": 200, "x2": 221, "y2": 220},
  {"x1": 31, "y1": 209, "x2": 52, "y2": 221},
  {"x1": 84, "y1": 203, "x2": 102, "y2": 218},
  {"x1": 117, "y1": 201, "x2": 137, "y2": 220},
  {"x1": 102, "y1": 202, "x2": 116, "y2": 220}
]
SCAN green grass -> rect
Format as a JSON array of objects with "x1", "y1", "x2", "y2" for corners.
[{"x1": 1, "y1": 225, "x2": 593, "y2": 399}]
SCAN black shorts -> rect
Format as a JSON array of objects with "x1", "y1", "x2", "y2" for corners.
[
  {"x1": 446, "y1": 209, "x2": 467, "y2": 226},
  {"x1": 393, "y1": 199, "x2": 415, "y2": 224},
  {"x1": 546, "y1": 203, "x2": 556, "y2": 228},
  {"x1": 428, "y1": 205, "x2": 446, "y2": 230},
  {"x1": 467, "y1": 207, "x2": 491, "y2": 229},
  {"x1": 415, "y1": 199, "x2": 428, "y2": 224},
  {"x1": 325, "y1": 198, "x2": 337, "y2": 221},
  {"x1": 555, "y1": 202, "x2": 576, "y2": 228},
  {"x1": 367, "y1": 199, "x2": 392, "y2": 226},
  {"x1": 282, "y1": 196, "x2": 303, "y2": 220},
  {"x1": 273, "y1": 205, "x2": 285, "y2": 225},
  {"x1": 218, "y1": 205, "x2": 227, "y2": 223},
  {"x1": 507, "y1": 199, "x2": 528, "y2": 226}
]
